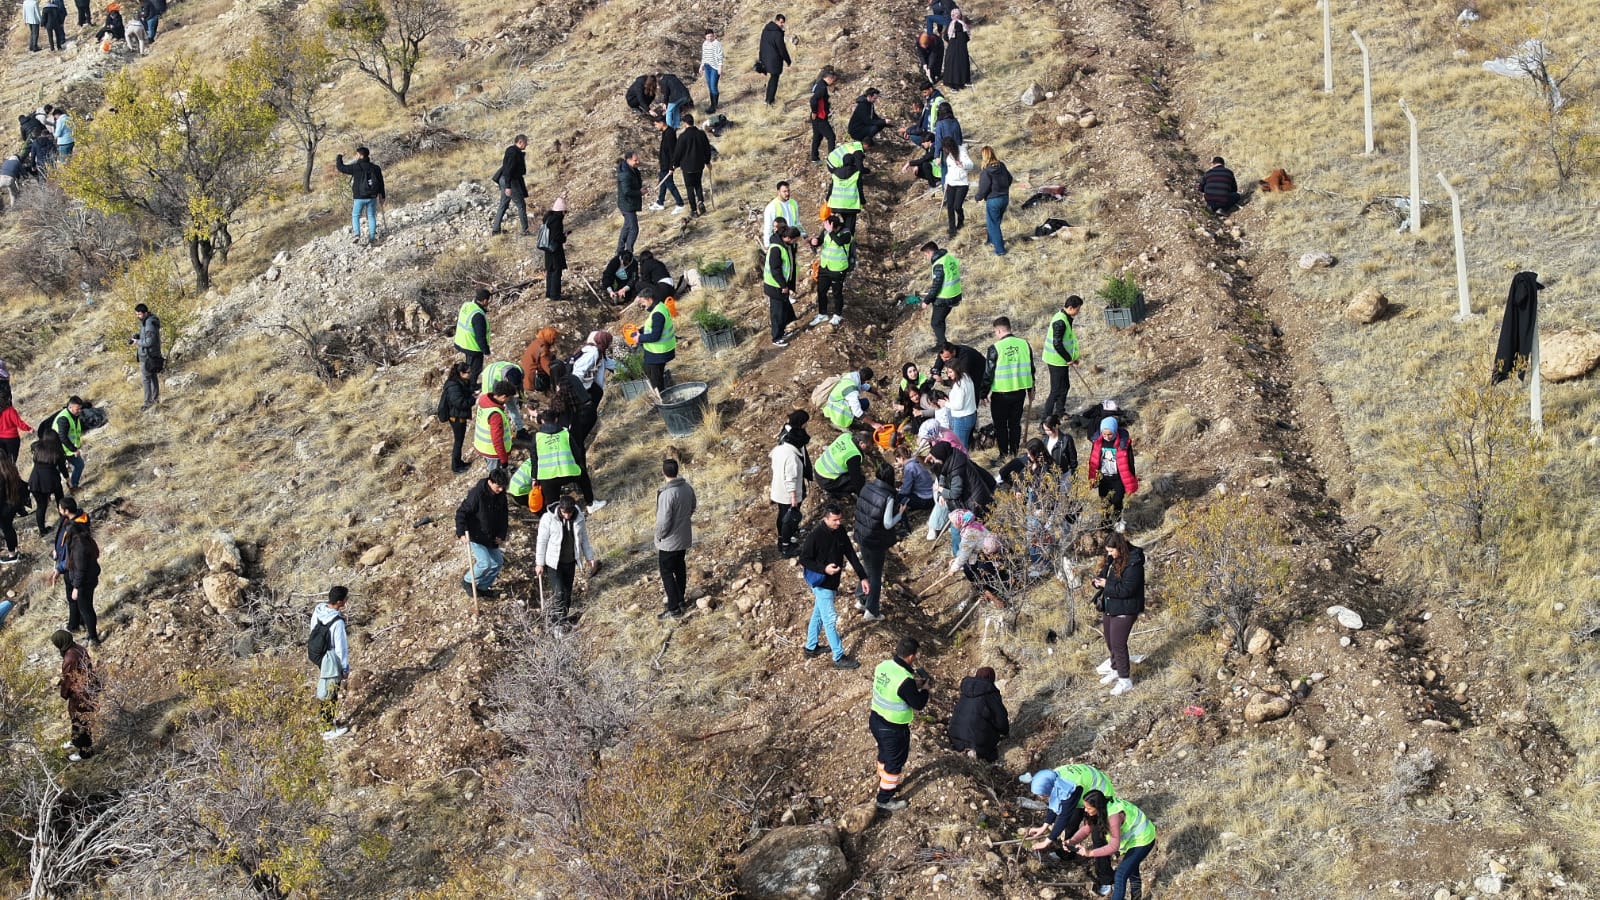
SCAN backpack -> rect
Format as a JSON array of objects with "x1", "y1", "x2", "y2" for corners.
[
  {"x1": 307, "y1": 614, "x2": 343, "y2": 667},
  {"x1": 364, "y1": 168, "x2": 380, "y2": 196},
  {"x1": 810, "y1": 374, "x2": 843, "y2": 410},
  {"x1": 535, "y1": 220, "x2": 555, "y2": 252}
]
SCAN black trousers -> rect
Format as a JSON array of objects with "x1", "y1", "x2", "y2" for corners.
[
  {"x1": 816, "y1": 271, "x2": 846, "y2": 315},
  {"x1": 870, "y1": 713, "x2": 911, "y2": 803},
  {"x1": 944, "y1": 184, "x2": 967, "y2": 235},
  {"x1": 448, "y1": 420, "x2": 468, "y2": 469},
  {"x1": 491, "y1": 191, "x2": 527, "y2": 234},
  {"x1": 0, "y1": 437, "x2": 18, "y2": 461},
  {"x1": 645, "y1": 362, "x2": 668, "y2": 391},
  {"x1": 73, "y1": 0, "x2": 90, "y2": 26},
  {"x1": 0, "y1": 500, "x2": 19, "y2": 553},
  {"x1": 1097, "y1": 474, "x2": 1127, "y2": 516},
  {"x1": 1043, "y1": 364, "x2": 1071, "y2": 419},
  {"x1": 31, "y1": 489, "x2": 60, "y2": 535},
  {"x1": 990, "y1": 390, "x2": 1026, "y2": 457},
  {"x1": 683, "y1": 171, "x2": 705, "y2": 214},
  {"x1": 461, "y1": 349, "x2": 484, "y2": 386},
  {"x1": 68, "y1": 581, "x2": 99, "y2": 641},
  {"x1": 548, "y1": 560, "x2": 576, "y2": 621},
  {"x1": 767, "y1": 286, "x2": 795, "y2": 340},
  {"x1": 929, "y1": 301, "x2": 955, "y2": 349},
  {"x1": 810, "y1": 119, "x2": 836, "y2": 161},
  {"x1": 658, "y1": 549, "x2": 687, "y2": 612},
  {"x1": 774, "y1": 502, "x2": 802, "y2": 547},
  {"x1": 860, "y1": 544, "x2": 886, "y2": 616},
  {"x1": 765, "y1": 70, "x2": 782, "y2": 104}
]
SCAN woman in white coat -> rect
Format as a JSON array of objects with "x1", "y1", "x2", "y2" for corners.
[
  {"x1": 769, "y1": 410, "x2": 812, "y2": 557},
  {"x1": 535, "y1": 497, "x2": 597, "y2": 625}
]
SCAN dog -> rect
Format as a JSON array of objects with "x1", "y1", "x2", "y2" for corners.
[{"x1": 125, "y1": 18, "x2": 149, "y2": 54}]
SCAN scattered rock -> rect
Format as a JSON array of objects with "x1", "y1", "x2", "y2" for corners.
[
  {"x1": 1056, "y1": 226, "x2": 1093, "y2": 243},
  {"x1": 838, "y1": 803, "x2": 876, "y2": 837},
  {"x1": 1539, "y1": 328, "x2": 1600, "y2": 382},
  {"x1": 1327, "y1": 605, "x2": 1364, "y2": 629},
  {"x1": 1474, "y1": 873, "x2": 1504, "y2": 895},
  {"x1": 696, "y1": 595, "x2": 714, "y2": 611},
  {"x1": 1308, "y1": 735, "x2": 1329, "y2": 753},
  {"x1": 264, "y1": 266, "x2": 280, "y2": 282},
  {"x1": 358, "y1": 544, "x2": 392, "y2": 567},
  {"x1": 735, "y1": 594, "x2": 757, "y2": 615},
  {"x1": 1344, "y1": 287, "x2": 1389, "y2": 324},
  {"x1": 204, "y1": 531, "x2": 242, "y2": 574},
  {"x1": 1246, "y1": 626, "x2": 1276, "y2": 656},
  {"x1": 1243, "y1": 693, "x2": 1292, "y2": 724},
  {"x1": 1020, "y1": 83, "x2": 1045, "y2": 106},
  {"x1": 735, "y1": 825, "x2": 850, "y2": 900},
  {"x1": 1298, "y1": 252, "x2": 1336, "y2": 270},
  {"x1": 1078, "y1": 112, "x2": 1099, "y2": 128},
  {"x1": 202, "y1": 573, "x2": 249, "y2": 612}
]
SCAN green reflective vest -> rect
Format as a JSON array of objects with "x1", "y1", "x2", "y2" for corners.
[
  {"x1": 472, "y1": 403, "x2": 511, "y2": 457},
  {"x1": 1053, "y1": 764, "x2": 1116, "y2": 805},
  {"x1": 454, "y1": 301, "x2": 488, "y2": 352},
  {"x1": 508, "y1": 459, "x2": 535, "y2": 496},
  {"x1": 936, "y1": 253, "x2": 962, "y2": 299},
  {"x1": 927, "y1": 95, "x2": 947, "y2": 130},
  {"x1": 871, "y1": 659, "x2": 915, "y2": 724},
  {"x1": 826, "y1": 141, "x2": 863, "y2": 167},
  {"x1": 1108, "y1": 798, "x2": 1156, "y2": 851},
  {"x1": 819, "y1": 230, "x2": 850, "y2": 273},
  {"x1": 535, "y1": 429, "x2": 580, "y2": 480},
  {"x1": 763, "y1": 243, "x2": 794, "y2": 288},
  {"x1": 766, "y1": 196, "x2": 799, "y2": 236},
  {"x1": 642, "y1": 302, "x2": 676, "y2": 355},
  {"x1": 814, "y1": 432, "x2": 860, "y2": 479},
  {"x1": 1042, "y1": 311, "x2": 1079, "y2": 367},
  {"x1": 990, "y1": 335, "x2": 1034, "y2": 393},
  {"x1": 481, "y1": 360, "x2": 519, "y2": 395},
  {"x1": 828, "y1": 166, "x2": 861, "y2": 211},
  {"x1": 51, "y1": 408, "x2": 83, "y2": 456},
  {"x1": 823, "y1": 375, "x2": 861, "y2": 430},
  {"x1": 930, "y1": 156, "x2": 944, "y2": 180}
]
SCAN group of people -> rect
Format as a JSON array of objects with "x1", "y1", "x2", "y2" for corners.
[{"x1": 20, "y1": 0, "x2": 162, "y2": 53}]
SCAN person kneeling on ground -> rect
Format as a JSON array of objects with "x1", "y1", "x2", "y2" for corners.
[{"x1": 948, "y1": 665, "x2": 1009, "y2": 761}]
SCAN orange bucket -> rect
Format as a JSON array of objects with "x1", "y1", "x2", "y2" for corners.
[
  {"x1": 528, "y1": 484, "x2": 545, "y2": 514},
  {"x1": 666, "y1": 296, "x2": 678, "y2": 317},
  {"x1": 873, "y1": 424, "x2": 898, "y2": 451},
  {"x1": 819, "y1": 202, "x2": 832, "y2": 221},
  {"x1": 621, "y1": 323, "x2": 641, "y2": 346}
]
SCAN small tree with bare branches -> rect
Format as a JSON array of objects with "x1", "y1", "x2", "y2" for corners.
[
  {"x1": 325, "y1": 0, "x2": 455, "y2": 108},
  {"x1": 1167, "y1": 494, "x2": 1292, "y2": 654}
]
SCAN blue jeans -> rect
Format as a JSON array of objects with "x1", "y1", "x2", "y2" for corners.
[
  {"x1": 951, "y1": 411, "x2": 976, "y2": 449},
  {"x1": 145, "y1": 14, "x2": 158, "y2": 39},
  {"x1": 702, "y1": 64, "x2": 720, "y2": 106},
  {"x1": 924, "y1": 13, "x2": 950, "y2": 32},
  {"x1": 57, "y1": 143, "x2": 73, "y2": 159},
  {"x1": 806, "y1": 587, "x2": 843, "y2": 659},
  {"x1": 351, "y1": 198, "x2": 378, "y2": 238},
  {"x1": 466, "y1": 542, "x2": 504, "y2": 590},
  {"x1": 1111, "y1": 841, "x2": 1153, "y2": 900},
  {"x1": 66, "y1": 455, "x2": 84, "y2": 489},
  {"x1": 665, "y1": 101, "x2": 684, "y2": 129},
  {"x1": 928, "y1": 501, "x2": 948, "y2": 537},
  {"x1": 985, "y1": 196, "x2": 1009, "y2": 255}
]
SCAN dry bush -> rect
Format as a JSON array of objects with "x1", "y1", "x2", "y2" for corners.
[
  {"x1": 1167, "y1": 494, "x2": 1293, "y2": 653},
  {"x1": 1384, "y1": 748, "x2": 1439, "y2": 805},
  {"x1": 0, "y1": 181, "x2": 144, "y2": 297},
  {"x1": 981, "y1": 470, "x2": 1105, "y2": 636}
]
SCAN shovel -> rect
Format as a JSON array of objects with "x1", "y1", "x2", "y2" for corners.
[{"x1": 464, "y1": 541, "x2": 480, "y2": 619}]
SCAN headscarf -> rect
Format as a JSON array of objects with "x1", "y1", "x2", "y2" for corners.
[
  {"x1": 589, "y1": 330, "x2": 612, "y2": 353},
  {"x1": 1100, "y1": 417, "x2": 1118, "y2": 436}
]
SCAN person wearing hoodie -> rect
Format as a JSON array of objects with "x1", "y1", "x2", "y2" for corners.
[
  {"x1": 852, "y1": 463, "x2": 901, "y2": 621},
  {"x1": 52, "y1": 629, "x2": 96, "y2": 761},
  {"x1": 669, "y1": 115, "x2": 713, "y2": 218},
  {"x1": 64, "y1": 524, "x2": 101, "y2": 645},
  {"x1": 808, "y1": 68, "x2": 838, "y2": 163},
  {"x1": 601, "y1": 251, "x2": 641, "y2": 305},
  {"x1": 520, "y1": 326, "x2": 560, "y2": 394},
  {"x1": 614, "y1": 151, "x2": 643, "y2": 254},
  {"x1": 308, "y1": 586, "x2": 350, "y2": 740},
  {"x1": 654, "y1": 458, "x2": 695, "y2": 619},
  {"x1": 798, "y1": 504, "x2": 868, "y2": 669},
  {"x1": 0, "y1": 390, "x2": 33, "y2": 462},
  {"x1": 847, "y1": 88, "x2": 889, "y2": 145},
  {"x1": 657, "y1": 72, "x2": 692, "y2": 128},
  {"x1": 972, "y1": 145, "x2": 1013, "y2": 255},
  {"x1": 27, "y1": 435, "x2": 67, "y2": 537},
  {"x1": 570, "y1": 331, "x2": 616, "y2": 410},
  {"x1": 435, "y1": 363, "x2": 476, "y2": 474},
  {"x1": 490, "y1": 134, "x2": 529, "y2": 236},
  {"x1": 625, "y1": 74, "x2": 658, "y2": 115},
  {"x1": 334, "y1": 147, "x2": 386, "y2": 245},
  {"x1": 534, "y1": 496, "x2": 597, "y2": 626},
  {"x1": 456, "y1": 469, "x2": 510, "y2": 598},
  {"x1": 540, "y1": 198, "x2": 567, "y2": 301},
  {"x1": 1094, "y1": 533, "x2": 1146, "y2": 696},
  {"x1": 769, "y1": 411, "x2": 811, "y2": 557},
  {"x1": 51, "y1": 496, "x2": 90, "y2": 623},
  {"x1": 948, "y1": 666, "x2": 1009, "y2": 761},
  {"x1": 1087, "y1": 417, "x2": 1138, "y2": 526},
  {"x1": 1021, "y1": 764, "x2": 1119, "y2": 890}
]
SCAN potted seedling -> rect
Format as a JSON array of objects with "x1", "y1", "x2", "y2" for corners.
[
  {"x1": 692, "y1": 305, "x2": 740, "y2": 355},
  {"x1": 1098, "y1": 272, "x2": 1147, "y2": 329},
  {"x1": 615, "y1": 349, "x2": 651, "y2": 400},
  {"x1": 697, "y1": 257, "x2": 735, "y2": 290}
]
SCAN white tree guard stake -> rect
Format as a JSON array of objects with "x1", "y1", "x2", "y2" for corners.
[
  {"x1": 1398, "y1": 98, "x2": 1421, "y2": 234},
  {"x1": 1530, "y1": 309, "x2": 1543, "y2": 433},
  {"x1": 1435, "y1": 172, "x2": 1475, "y2": 321},
  {"x1": 1322, "y1": 0, "x2": 1334, "y2": 93},
  {"x1": 1351, "y1": 29, "x2": 1374, "y2": 153}
]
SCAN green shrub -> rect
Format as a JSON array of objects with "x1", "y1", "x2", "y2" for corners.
[
  {"x1": 616, "y1": 351, "x2": 647, "y2": 381},
  {"x1": 691, "y1": 306, "x2": 736, "y2": 332},
  {"x1": 697, "y1": 258, "x2": 734, "y2": 278},
  {"x1": 1096, "y1": 273, "x2": 1141, "y2": 308}
]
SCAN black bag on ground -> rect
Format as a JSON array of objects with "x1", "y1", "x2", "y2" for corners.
[{"x1": 1033, "y1": 218, "x2": 1072, "y2": 237}]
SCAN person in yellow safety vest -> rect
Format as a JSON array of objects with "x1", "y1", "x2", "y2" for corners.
[
  {"x1": 471, "y1": 381, "x2": 516, "y2": 472},
  {"x1": 453, "y1": 287, "x2": 491, "y2": 386},
  {"x1": 825, "y1": 139, "x2": 865, "y2": 234},
  {"x1": 507, "y1": 457, "x2": 535, "y2": 507},
  {"x1": 479, "y1": 360, "x2": 526, "y2": 432},
  {"x1": 527, "y1": 408, "x2": 597, "y2": 509},
  {"x1": 1022, "y1": 764, "x2": 1120, "y2": 887},
  {"x1": 901, "y1": 132, "x2": 942, "y2": 187},
  {"x1": 1063, "y1": 791, "x2": 1156, "y2": 900},
  {"x1": 807, "y1": 214, "x2": 854, "y2": 327},
  {"x1": 920, "y1": 241, "x2": 962, "y2": 352},
  {"x1": 635, "y1": 291, "x2": 676, "y2": 391},
  {"x1": 765, "y1": 227, "x2": 800, "y2": 348},
  {"x1": 1041, "y1": 294, "x2": 1084, "y2": 421},
  {"x1": 822, "y1": 367, "x2": 877, "y2": 431},
  {"x1": 762, "y1": 181, "x2": 805, "y2": 250},
  {"x1": 984, "y1": 315, "x2": 1035, "y2": 460},
  {"x1": 868, "y1": 636, "x2": 931, "y2": 812},
  {"x1": 50, "y1": 396, "x2": 86, "y2": 490},
  {"x1": 900, "y1": 82, "x2": 947, "y2": 143},
  {"x1": 813, "y1": 430, "x2": 866, "y2": 498}
]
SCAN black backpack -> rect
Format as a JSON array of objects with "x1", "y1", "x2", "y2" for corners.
[{"x1": 307, "y1": 614, "x2": 343, "y2": 666}]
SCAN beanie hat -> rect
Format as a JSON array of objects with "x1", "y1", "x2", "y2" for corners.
[
  {"x1": 930, "y1": 442, "x2": 953, "y2": 462},
  {"x1": 552, "y1": 197, "x2": 567, "y2": 212},
  {"x1": 1100, "y1": 417, "x2": 1118, "y2": 435}
]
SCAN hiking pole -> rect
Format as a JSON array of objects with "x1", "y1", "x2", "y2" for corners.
[
  {"x1": 580, "y1": 273, "x2": 607, "y2": 305},
  {"x1": 1074, "y1": 365, "x2": 1099, "y2": 399},
  {"x1": 464, "y1": 541, "x2": 480, "y2": 619}
]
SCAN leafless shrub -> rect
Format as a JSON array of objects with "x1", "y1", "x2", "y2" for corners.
[
  {"x1": 0, "y1": 181, "x2": 144, "y2": 296},
  {"x1": 979, "y1": 468, "x2": 1106, "y2": 637},
  {"x1": 1384, "y1": 748, "x2": 1438, "y2": 804},
  {"x1": 1167, "y1": 494, "x2": 1293, "y2": 654}
]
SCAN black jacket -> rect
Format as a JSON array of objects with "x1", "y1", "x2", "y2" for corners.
[
  {"x1": 810, "y1": 80, "x2": 832, "y2": 120},
  {"x1": 493, "y1": 144, "x2": 527, "y2": 196},
  {"x1": 626, "y1": 75, "x2": 655, "y2": 112},
  {"x1": 847, "y1": 96, "x2": 887, "y2": 139},
  {"x1": 671, "y1": 126, "x2": 713, "y2": 174},
  {"x1": 1491, "y1": 271, "x2": 1542, "y2": 385},
  {"x1": 758, "y1": 21, "x2": 790, "y2": 74},
  {"x1": 798, "y1": 522, "x2": 864, "y2": 591},
  {"x1": 973, "y1": 162, "x2": 1013, "y2": 201},
  {"x1": 638, "y1": 253, "x2": 670, "y2": 287},
  {"x1": 1101, "y1": 546, "x2": 1146, "y2": 616},
  {"x1": 656, "y1": 127, "x2": 678, "y2": 172},
  {"x1": 936, "y1": 447, "x2": 996, "y2": 516},
  {"x1": 436, "y1": 377, "x2": 474, "y2": 422},
  {"x1": 766, "y1": 243, "x2": 796, "y2": 291},
  {"x1": 615, "y1": 159, "x2": 643, "y2": 212},
  {"x1": 948, "y1": 676, "x2": 1009, "y2": 760},
  {"x1": 1047, "y1": 433, "x2": 1078, "y2": 474},
  {"x1": 541, "y1": 211, "x2": 566, "y2": 267},
  {"x1": 659, "y1": 73, "x2": 691, "y2": 106},
  {"x1": 852, "y1": 477, "x2": 899, "y2": 551},
  {"x1": 335, "y1": 155, "x2": 385, "y2": 200},
  {"x1": 602, "y1": 253, "x2": 638, "y2": 295},
  {"x1": 455, "y1": 479, "x2": 509, "y2": 547}
]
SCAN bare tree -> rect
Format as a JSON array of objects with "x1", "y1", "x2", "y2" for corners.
[
  {"x1": 1495, "y1": 34, "x2": 1600, "y2": 182},
  {"x1": 244, "y1": 32, "x2": 338, "y2": 192},
  {"x1": 325, "y1": 0, "x2": 456, "y2": 108},
  {"x1": 0, "y1": 181, "x2": 144, "y2": 296},
  {"x1": 1167, "y1": 494, "x2": 1292, "y2": 654}
]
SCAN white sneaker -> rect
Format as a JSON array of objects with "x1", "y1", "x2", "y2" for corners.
[
  {"x1": 772, "y1": 339, "x2": 789, "y2": 348},
  {"x1": 61, "y1": 740, "x2": 75, "y2": 749},
  {"x1": 1100, "y1": 671, "x2": 1119, "y2": 685},
  {"x1": 1098, "y1": 887, "x2": 1113, "y2": 897},
  {"x1": 1114, "y1": 518, "x2": 1126, "y2": 533},
  {"x1": 862, "y1": 612, "x2": 885, "y2": 622},
  {"x1": 68, "y1": 752, "x2": 85, "y2": 762},
  {"x1": 925, "y1": 531, "x2": 940, "y2": 542},
  {"x1": 1095, "y1": 658, "x2": 1114, "y2": 675},
  {"x1": 586, "y1": 500, "x2": 608, "y2": 514},
  {"x1": 648, "y1": 202, "x2": 666, "y2": 211},
  {"x1": 829, "y1": 314, "x2": 842, "y2": 326},
  {"x1": 321, "y1": 726, "x2": 349, "y2": 741},
  {"x1": 672, "y1": 206, "x2": 687, "y2": 216},
  {"x1": 808, "y1": 314, "x2": 828, "y2": 327},
  {"x1": 1130, "y1": 654, "x2": 1147, "y2": 664},
  {"x1": 1109, "y1": 678, "x2": 1134, "y2": 696}
]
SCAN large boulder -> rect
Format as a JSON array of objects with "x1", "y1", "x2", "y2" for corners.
[
  {"x1": 202, "y1": 573, "x2": 249, "y2": 612},
  {"x1": 1344, "y1": 287, "x2": 1389, "y2": 324},
  {"x1": 1540, "y1": 328, "x2": 1600, "y2": 382},
  {"x1": 204, "y1": 530, "x2": 242, "y2": 573},
  {"x1": 736, "y1": 825, "x2": 851, "y2": 900}
]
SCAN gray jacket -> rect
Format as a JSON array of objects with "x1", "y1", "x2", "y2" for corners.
[
  {"x1": 136, "y1": 314, "x2": 162, "y2": 363},
  {"x1": 654, "y1": 476, "x2": 696, "y2": 551}
]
